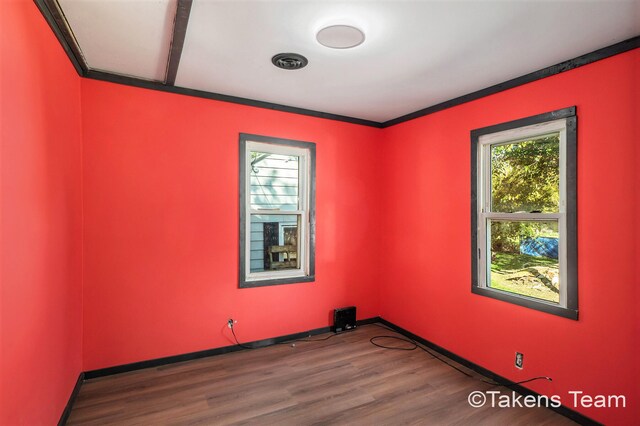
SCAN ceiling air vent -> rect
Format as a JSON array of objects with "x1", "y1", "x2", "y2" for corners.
[{"x1": 271, "y1": 53, "x2": 308, "y2": 70}]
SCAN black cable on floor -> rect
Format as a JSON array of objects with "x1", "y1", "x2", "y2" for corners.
[
  {"x1": 231, "y1": 321, "x2": 552, "y2": 389},
  {"x1": 482, "y1": 376, "x2": 553, "y2": 386},
  {"x1": 370, "y1": 335, "x2": 419, "y2": 351},
  {"x1": 369, "y1": 323, "x2": 473, "y2": 378},
  {"x1": 276, "y1": 333, "x2": 339, "y2": 344},
  {"x1": 368, "y1": 323, "x2": 551, "y2": 387},
  {"x1": 230, "y1": 325, "x2": 348, "y2": 349},
  {"x1": 230, "y1": 325, "x2": 255, "y2": 350}
]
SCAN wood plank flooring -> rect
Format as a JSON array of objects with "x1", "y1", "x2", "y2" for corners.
[{"x1": 68, "y1": 324, "x2": 575, "y2": 425}]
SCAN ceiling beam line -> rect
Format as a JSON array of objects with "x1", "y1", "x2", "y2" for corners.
[
  {"x1": 34, "y1": 0, "x2": 88, "y2": 76},
  {"x1": 164, "y1": 0, "x2": 193, "y2": 86},
  {"x1": 84, "y1": 69, "x2": 382, "y2": 128}
]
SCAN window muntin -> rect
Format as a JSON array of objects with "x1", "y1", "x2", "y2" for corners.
[
  {"x1": 239, "y1": 135, "x2": 315, "y2": 287},
  {"x1": 472, "y1": 108, "x2": 577, "y2": 319}
]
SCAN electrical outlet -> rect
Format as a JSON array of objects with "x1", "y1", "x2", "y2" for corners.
[
  {"x1": 227, "y1": 318, "x2": 234, "y2": 329},
  {"x1": 515, "y1": 352, "x2": 524, "y2": 369}
]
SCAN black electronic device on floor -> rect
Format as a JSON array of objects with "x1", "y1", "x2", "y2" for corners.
[{"x1": 333, "y1": 306, "x2": 356, "y2": 332}]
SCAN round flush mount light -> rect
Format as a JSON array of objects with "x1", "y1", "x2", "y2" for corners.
[
  {"x1": 271, "y1": 53, "x2": 308, "y2": 70},
  {"x1": 316, "y1": 25, "x2": 365, "y2": 49}
]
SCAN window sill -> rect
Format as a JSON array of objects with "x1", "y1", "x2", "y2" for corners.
[
  {"x1": 239, "y1": 275, "x2": 315, "y2": 288},
  {"x1": 471, "y1": 286, "x2": 578, "y2": 320}
]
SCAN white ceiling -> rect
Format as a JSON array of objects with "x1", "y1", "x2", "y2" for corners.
[
  {"x1": 59, "y1": 0, "x2": 175, "y2": 81},
  {"x1": 58, "y1": 0, "x2": 640, "y2": 123}
]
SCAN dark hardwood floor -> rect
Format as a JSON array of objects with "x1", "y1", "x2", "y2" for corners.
[{"x1": 68, "y1": 324, "x2": 575, "y2": 425}]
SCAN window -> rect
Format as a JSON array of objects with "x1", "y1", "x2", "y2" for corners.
[
  {"x1": 239, "y1": 134, "x2": 315, "y2": 287},
  {"x1": 471, "y1": 107, "x2": 577, "y2": 319}
]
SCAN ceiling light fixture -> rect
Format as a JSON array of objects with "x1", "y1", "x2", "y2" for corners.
[
  {"x1": 316, "y1": 25, "x2": 365, "y2": 49},
  {"x1": 271, "y1": 53, "x2": 308, "y2": 70}
]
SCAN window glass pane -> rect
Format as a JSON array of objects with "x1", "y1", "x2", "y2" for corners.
[
  {"x1": 491, "y1": 134, "x2": 559, "y2": 213},
  {"x1": 250, "y1": 152, "x2": 299, "y2": 211},
  {"x1": 489, "y1": 220, "x2": 559, "y2": 304},
  {"x1": 249, "y1": 214, "x2": 300, "y2": 273}
]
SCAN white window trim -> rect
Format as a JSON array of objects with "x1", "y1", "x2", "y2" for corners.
[
  {"x1": 477, "y1": 119, "x2": 568, "y2": 308},
  {"x1": 244, "y1": 141, "x2": 311, "y2": 283}
]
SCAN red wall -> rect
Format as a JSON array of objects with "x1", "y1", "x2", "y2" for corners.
[
  {"x1": 3, "y1": 5, "x2": 635, "y2": 422},
  {"x1": 80, "y1": 81, "x2": 382, "y2": 371},
  {"x1": 379, "y1": 49, "x2": 639, "y2": 424},
  {"x1": 1, "y1": 0, "x2": 83, "y2": 424}
]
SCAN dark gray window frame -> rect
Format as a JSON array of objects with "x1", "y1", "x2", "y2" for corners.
[
  {"x1": 239, "y1": 133, "x2": 316, "y2": 288},
  {"x1": 471, "y1": 107, "x2": 578, "y2": 320}
]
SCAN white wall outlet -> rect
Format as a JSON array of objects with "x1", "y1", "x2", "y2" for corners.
[{"x1": 515, "y1": 352, "x2": 524, "y2": 369}]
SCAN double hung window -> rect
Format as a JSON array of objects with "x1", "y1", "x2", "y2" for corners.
[
  {"x1": 239, "y1": 134, "x2": 316, "y2": 288},
  {"x1": 471, "y1": 108, "x2": 577, "y2": 319}
]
